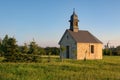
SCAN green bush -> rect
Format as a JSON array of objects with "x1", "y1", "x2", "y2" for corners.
[{"x1": 3, "y1": 53, "x2": 39, "y2": 62}]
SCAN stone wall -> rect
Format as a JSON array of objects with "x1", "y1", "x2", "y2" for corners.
[{"x1": 77, "y1": 43, "x2": 102, "y2": 60}]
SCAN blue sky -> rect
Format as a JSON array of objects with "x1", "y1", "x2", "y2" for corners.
[{"x1": 0, "y1": 0, "x2": 120, "y2": 47}]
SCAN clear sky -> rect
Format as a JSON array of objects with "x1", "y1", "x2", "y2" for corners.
[{"x1": 0, "y1": 0, "x2": 120, "y2": 47}]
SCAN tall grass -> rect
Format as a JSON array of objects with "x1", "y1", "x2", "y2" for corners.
[{"x1": 0, "y1": 56, "x2": 120, "y2": 80}]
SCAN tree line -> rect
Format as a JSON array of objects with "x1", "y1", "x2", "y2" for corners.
[
  {"x1": 0, "y1": 35, "x2": 60, "y2": 62},
  {"x1": 0, "y1": 35, "x2": 120, "y2": 62},
  {"x1": 103, "y1": 45, "x2": 120, "y2": 56}
]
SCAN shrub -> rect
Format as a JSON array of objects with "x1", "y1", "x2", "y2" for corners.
[{"x1": 3, "y1": 53, "x2": 39, "y2": 62}]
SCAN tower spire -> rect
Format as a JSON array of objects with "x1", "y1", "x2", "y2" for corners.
[
  {"x1": 73, "y1": 8, "x2": 75, "y2": 14},
  {"x1": 69, "y1": 9, "x2": 79, "y2": 32}
]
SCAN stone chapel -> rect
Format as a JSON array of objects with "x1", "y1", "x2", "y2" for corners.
[{"x1": 59, "y1": 11, "x2": 103, "y2": 60}]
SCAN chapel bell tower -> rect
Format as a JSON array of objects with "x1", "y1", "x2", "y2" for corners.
[{"x1": 69, "y1": 10, "x2": 79, "y2": 32}]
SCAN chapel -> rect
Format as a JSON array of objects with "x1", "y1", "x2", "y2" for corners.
[{"x1": 59, "y1": 11, "x2": 103, "y2": 60}]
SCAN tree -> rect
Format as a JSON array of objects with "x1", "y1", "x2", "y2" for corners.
[
  {"x1": 2, "y1": 35, "x2": 8, "y2": 45},
  {"x1": 1, "y1": 35, "x2": 9, "y2": 54},
  {"x1": 28, "y1": 40, "x2": 39, "y2": 55},
  {"x1": 48, "y1": 52, "x2": 51, "y2": 62},
  {"x1": 38, "y1": 47, "x2": 46, "y2": 55},
  {"x1": 103, "y1": 45, "x2": 120, "y2": 56},
  {"x1": 44, "y1": 47, "x2": 60, "y2": 55},
  {"x1": 60, "y1": 45, "x2": 66, "y2": 62},
  {"x1": 116, "y1": 46, "x2": 120, "y2": 56},
  {"x1": 52, "y1": 47, "x2": 60, "y2": 55},
  {"x1": 44, "y1": 47, "x2": 51, "y2": 55},
  {"x1": 0, "y1": 39, "x2": 3, "y2": 56},
  {"x1": 7, "y1": 37, "x2": 18, "y2": 54},
  {"x1": 20, "y1": 43, "x2": 29, "y2": 54},
  {"x1": 3, "y1": 37, "x2": 18, "y2": 61}
]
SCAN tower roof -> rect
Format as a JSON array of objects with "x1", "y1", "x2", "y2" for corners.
[
  {"x1": 69, "y1": 10, "x2": 79, "y2": 32},
  {"x1": 70, "y1": 10, "x2": 78, "y2": 20}
]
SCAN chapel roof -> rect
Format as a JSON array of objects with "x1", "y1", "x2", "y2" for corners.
[{"x1": 67, "y1": 29, "x2": 102, "y2": 43}]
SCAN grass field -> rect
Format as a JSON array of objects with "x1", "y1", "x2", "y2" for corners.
[{"x1": 0, "y1": 56, "x2": 120, "y2": 80}]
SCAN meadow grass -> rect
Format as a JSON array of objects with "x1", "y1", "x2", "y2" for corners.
[{"x1": 0, "y1": 56, "x2": 120, "y2": 80}]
